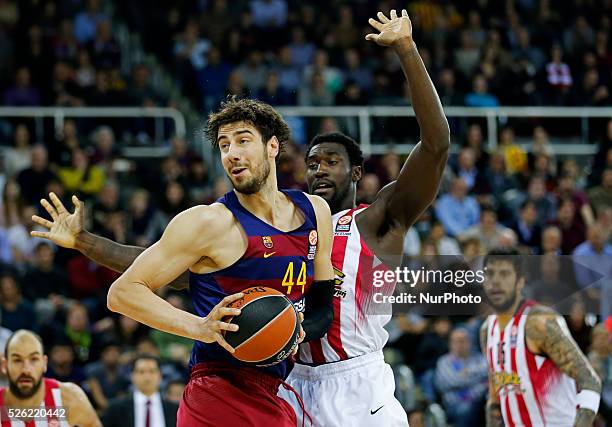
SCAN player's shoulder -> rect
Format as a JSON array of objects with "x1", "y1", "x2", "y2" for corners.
[
  {"x1": 305, "y1": 193, "x2": 331, "y2": 216},
  {"x1": 60, "y1": 381, "x2": 87, "y2": 405},
  {"x1": 525, "y1": 304, "x2": 562, "y2": 336},
  {"x1": 167, "y1": 203, "x2": 234, "y2": 233}
]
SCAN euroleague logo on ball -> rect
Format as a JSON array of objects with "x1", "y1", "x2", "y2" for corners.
[{"x1": 309, "y1": 230, "x2": 318, "y2": 245}]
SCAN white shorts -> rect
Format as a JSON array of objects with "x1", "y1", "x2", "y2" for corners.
[{"x1": 279, "y1": 351, "x2": 409, "y2": 427}]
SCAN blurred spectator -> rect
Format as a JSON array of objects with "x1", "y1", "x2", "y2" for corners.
[
  {"x1": 126, "y1": 189, "x2": 155, "y2": 247},
  {"x1": 17, "y1": 144, "x2": 57, "y2": 205},
  {"x1": 551, "y1": 198, "x2": 586, "y2": 254},
  {"x1": 51, "y1": 119, "x2": 82, "y2": 168},
  {"x1": 0, "y1": 274, "x2": 36, "y2": 331},
  {"x1": 74, "y1": 0, "x2": 108, "y2": 45},
  {"x1": 545, "y1": 45, "x2": 573, "y2": 105},
  {"x1": 498, "y1": 127, "x2": 527, "y2": 176},
  {"x1": 274, "y1": 46, "x2": 302, "y2": 94},
  {"x1": 237, "y1": 50, "x2": 268, "y2": 94},
  {"x1": 92, "y1": 181, "x2": 121, "y2": 235},
  {"x1": 127, "y1": 64, "x2": 160, "y2": 106},
  {"x1": 46, "y1": 340, "x2": 87, "y2": 385},
  {"x1": 434, "y1": 328, "x2": 488, "y2": 427},
  {"x1": 298, "y1": 71, "x2": 334, "y2": 106},
  {"x1": 164, "y1": 379, "x2": 185, "y2": 405},
  {"x1": 523, "y1": 176, "x2": 557, "y2": 224},
  {"x1": 356, "y1": 173, "x2": 380, "y2": 205},
  {"x1": 3, "y1": 67, "x2": 40, "y2": 106},
  {"x1": 464, "y1": 74, "x2": 499, "y2": 108},
  {"x1": 57, "y1": 148, "x2": 106, "y2": 198},
  {"x1": 102, "y1": 354, "x2": 179, "y2": 427},
  {"x1": 428, "y1": 221, "x2": 461, "y2": 256},
  {"x1": 75, "y1": 50, "x2": 96, "y2": 89},
  {"x1": 572, "y1": 224, "x2": 612, "y2": 318},
  {"x1": 541, "y1": 225, "x2": 562, "y2": 255},
  {"x1": 3, "y1": 124, "x2": 33, "y2": 177},
  {"x1": 529, "y1": 253, "x2": 575, "y2": 306},
  {"x1": 556, "y1": 174, "x2": 594, "y2": 227},
  {"x1": 256, "y1": 71, "x2": 292, "y2": 105},
  {"x1": 587, "y1": 324, "x2": 612, "y2": 420},
  {"x1": 250, "y1": 0, "x2": 287, "y2": 29},
  {"x1": 588, "y1": 168, "x2": 612, "y2": 215},
  {"x1": 197, "y1": 47, "x2": 233, "y2": 111},
  {"x1": 453, "y1": 147, "x2": 478, "y2": 190},
  {"x1": 288, "y1": 27, "x2": 315, "y2": 68},
  {"x1": 510, "y1": 200, "x2": 542, "y2": 251},
  {"x1": 22, "y1": 242, "x2": 68, "y2": 301},
  {"x1": 565, "y1": 299, "x2": 594, "y2": 354},
  {"x1": 86, "y1": 340, "x2": 130, "y2": 411},
  {"x1": 435, "y1": 178, "x2": 480, "y2": 237},
  {"x1": 87, "y1": 19, "x2": 120, "y2": 70},
  {"x1": 459, "y1": 206, "x2": 512, "y2": 252}
]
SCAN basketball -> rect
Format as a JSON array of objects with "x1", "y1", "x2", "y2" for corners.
[{"x1": 223, "y1": 286, "x2": 300, "y2": 366}]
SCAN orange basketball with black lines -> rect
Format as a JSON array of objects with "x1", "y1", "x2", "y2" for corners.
[{"x1": 222, "y1": 286, "x2": 300, "y2": 366}]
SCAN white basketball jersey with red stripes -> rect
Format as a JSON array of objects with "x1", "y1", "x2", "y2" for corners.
[
  {"x1": 0, "y1": 378, "x2": 69, "y2": 427},
  {"x1": 486, "y1": 300, "x2": 577, "y2": 427},
  {"x1": 299, "y1": 205, "x2": 393, "y2": 364}
]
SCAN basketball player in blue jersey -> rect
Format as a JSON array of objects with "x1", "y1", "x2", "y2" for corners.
[
  {"x1": 33, "y1": 99, "x2": 336, "y2": 426},
  {"x1": 33, "y1": 9, "x2": 449, "y2": 426}
]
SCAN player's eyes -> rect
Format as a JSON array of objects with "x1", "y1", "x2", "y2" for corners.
[
  {"x1": 308, "y1": 163, "x2": 318, "y2": 170},
  {"x1": 328, "y1": 160, "x2": 338, "y2": 166}
]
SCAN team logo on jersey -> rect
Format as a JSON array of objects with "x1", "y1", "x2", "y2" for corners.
[
  {"x1": 262, "y1": 236, "x2": 274, "y2": 249},
  {"x1": 333, "y1": 267, "x2": 347, "y2": 298},
  {"x1": 493, "y1": 372, "x2": 523, "y2": 396},
  {"x1": 510, "y1": 325, "x2": 518, "y2": 347},
  {"x1": 309, "y1": 229, "x2": 318, "y2": 245},
  {"x1": 335, "y1": 215, "x2": 353, "y2": 233}
]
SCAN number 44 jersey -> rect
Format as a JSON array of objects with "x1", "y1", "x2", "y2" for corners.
[{"x1": 188, "y1": 189, "x2": 317, "y2": 379}]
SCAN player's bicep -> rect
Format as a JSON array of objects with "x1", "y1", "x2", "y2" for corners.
[
  {"x1": 527, "y1": 313, "x2": 601, "y2": 392},
  {"x1": 310, "y1": 195, "x2": 334, "y2": 281}
]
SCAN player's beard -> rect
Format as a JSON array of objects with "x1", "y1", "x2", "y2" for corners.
[
  {"x1": 231, "y1": 158, "x2": 271, "y2": 195},
  {"x1": 9, "y1": 374, "x2": 43, "y2": 399},
  {"x1": 484, "y1": 285, "x2": 519, "y2": 313}
]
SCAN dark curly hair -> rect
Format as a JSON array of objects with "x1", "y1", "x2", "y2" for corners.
[
  {"x1": 206, "y1": 97, "x2": 291, "y2": 158},
  {"x1": 305, "y1": 132, "x2": 364, "y2": 169}
]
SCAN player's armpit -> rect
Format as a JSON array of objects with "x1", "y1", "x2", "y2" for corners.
[
  {"x1": 61, "y1": 382, "x2": 102, "y2": 427},
  {"x1": 525, "y1": 308, "x2": 602, "y2": 395},
  {"x1": 307, "y1": 194, "x2": 334, "y2": 281}
]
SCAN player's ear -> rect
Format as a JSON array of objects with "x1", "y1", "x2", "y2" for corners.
[
  {"x1": 352, "y1": 165, "x2": 362, "y2": 183},
  {"x1": 517, "y1": 275, "x2": 526, "y2": 293},
  {"x1": 267, "y1": 136, "x2": 279, "y2": 159},
  {"x1": 43, "y1": 355, "x2": 48, "y2": 373}
]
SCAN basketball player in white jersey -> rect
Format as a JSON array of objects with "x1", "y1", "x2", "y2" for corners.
[
  {"x1": 0, "y1": 330, "x2": 101, "y2": 427},
  {"x1": 481, "y1": 248, "x2": 602, "y2": 427}
]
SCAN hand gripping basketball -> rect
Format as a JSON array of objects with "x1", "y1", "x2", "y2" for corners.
[{"x1": 199, "y1": 293, "x2": 243, "y2": 353}]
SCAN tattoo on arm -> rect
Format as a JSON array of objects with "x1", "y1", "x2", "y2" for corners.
[
  {"x1": 76, "y1": 231, "x2": 189, "y2": 290},
  {"x1": 486, "y1": 401, "x2": 503, "y2": 427},
  {"x1": 574, "y1": 408, "x2": 597, "y2": 427},
  {"x1": 526, "y1": 309, "x2": 601, "y2": 426}
]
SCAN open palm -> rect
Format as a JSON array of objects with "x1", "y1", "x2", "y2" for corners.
[
  {"x1": 365, "y1": 9, "x2": 413, "y2": 47},
  {"x1": 31, "y1": 193, "x2": 85, "y2": 249}
]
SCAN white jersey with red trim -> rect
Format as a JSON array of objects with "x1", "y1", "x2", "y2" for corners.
[
  {"x1": 299, "y1": 205, "x2": 393, "y2": 364},
  {"x1": 0, "y1": 378, "x2": 69, "y2": 427},
  {"x1": 486, "y1": 300, "x2": 577, "y2": 427}
]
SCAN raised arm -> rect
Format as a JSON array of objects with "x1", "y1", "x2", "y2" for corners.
[
  {"x1": 31, "y1": 193, "x2": 188, "y2": 290},
  {"x1": 301, "y1": 194, "x2": 335, "y2": 341},
  {"x1": 525, "y1": 308, "x2": 602, "y2": 427},
  {"x1": 106, "y1": 205, "x2": 242, "y2": 352},
  {"x1": 363, "y1": 9, "x2": 450, "y2": 231},
  {"x1": 480, "y1": 320, "x2": 503, "y2": 427}
]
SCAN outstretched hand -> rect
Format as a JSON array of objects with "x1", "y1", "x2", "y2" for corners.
[
  {"x1": 31, "y1": 192, "x2": 85, "y2": 249},
  {"x1": 365, "y1": 9, "x2": 413, "y2": 47}
]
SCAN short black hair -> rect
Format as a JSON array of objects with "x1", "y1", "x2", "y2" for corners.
[
  {"x1": 131, "y1": 353, "x2": 160, "y2": 371},
  {"x1": 4, "y1": 330, "x2": 44, "y2": 358},
  {"x1": 206, "y1": 96, "x2": 290, "y2": 157},
  {"x1": 484, "y1": 247, "x2": 524, "y2": 278},
  {"x1": 305, "y1": 132, "x2": 364, "y2": 168}
]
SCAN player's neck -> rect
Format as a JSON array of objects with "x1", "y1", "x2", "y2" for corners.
[
  {"x1": 235, "y1": 176, "x2": 283, "y2": 223},
  {"x1": 496, "y1": 298, "x2": 523, "y2": 329},
  {"x1": 5, "y1": 385, "x2": 45, "y2": 408}
]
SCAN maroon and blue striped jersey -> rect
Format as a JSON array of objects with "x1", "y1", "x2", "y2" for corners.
[{"x1": 188, "y1": 189, "x2": 318, "y2": 379}]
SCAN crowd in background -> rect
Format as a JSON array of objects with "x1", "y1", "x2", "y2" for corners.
[{"x1": 0, "y1": 0, "x2": 610, "y2": 425}]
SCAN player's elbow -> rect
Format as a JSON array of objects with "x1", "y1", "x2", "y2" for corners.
[{"x1": 106, "y1": 281, "x2": 128, "y2": 313}]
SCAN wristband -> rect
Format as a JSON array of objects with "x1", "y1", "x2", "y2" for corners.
[{"x1": 576, "y1": 389, "x2": 600, "y2": 413}]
